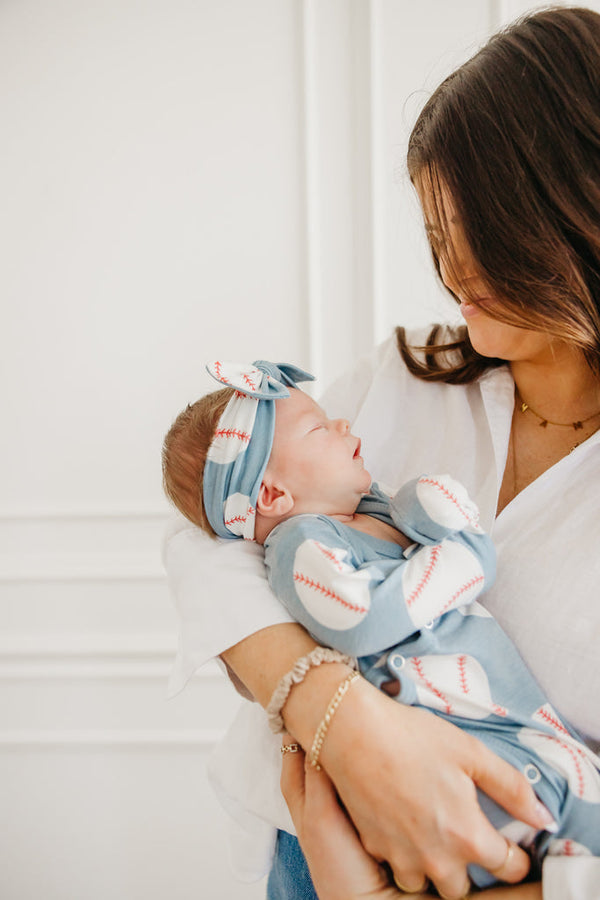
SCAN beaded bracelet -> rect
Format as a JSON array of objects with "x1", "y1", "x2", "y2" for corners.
[
  {"x1": 308, "y1": 670, "x2": 360, "y2": 770},
  {"x1": 265, "y1": 647, "x2": 357, "y2": 734}
]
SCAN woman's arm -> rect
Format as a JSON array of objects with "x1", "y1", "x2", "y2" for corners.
[{"x1": 223, "y1": 631, "x2": 553, "y2": 900}]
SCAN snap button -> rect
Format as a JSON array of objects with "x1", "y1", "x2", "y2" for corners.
[
  {"x1": 424, "y1": 620, "x2": 435, "y2": 630},
  {"x1": 524, "y1": 764, "x2": 541, "y2": 784},
  {"x1": 389, "y1": 653, "x2": 405, "y2": 670}
]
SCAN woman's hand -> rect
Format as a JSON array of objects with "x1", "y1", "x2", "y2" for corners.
[
  {"x1": 285, "y1": 676, "x2": 552, "y2": 900},
  {"x1": 281, "y1": 733, "x2": 542, "y2": 900}
]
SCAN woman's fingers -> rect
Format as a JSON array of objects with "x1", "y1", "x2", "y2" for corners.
[
  {"x1": 316, "y1": 690, "x2": 541, "y2": 895},
  {"x1": 384, "y1": 777, "x2": 531, "y2": 898},
  {"x1": 487, "y1": 839, "x2": 529, "y2": 883},
  {"x1": 420, "y1": 825, "x2": 530, "y2": 899},
  {"x1": 390, "y1": 873, "x2": 429, "y2": 894},
  {"x1": 472, "y1": 743, "x2": 556, "y2": 833},
  {"x1": 279, "y1": 734, "x2": 307, "y2": 816},
  {"x1": 279, "y1": 734, "x2": 397, "y2": 900}
]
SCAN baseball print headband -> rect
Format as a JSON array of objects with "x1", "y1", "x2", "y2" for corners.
[{"x1": 203, "y1": 360, "x2": 315, "y2": 540}]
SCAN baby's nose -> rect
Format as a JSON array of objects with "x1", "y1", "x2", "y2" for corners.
[{"x1": 335, "y1": 418, "x2": 350, "y2": 434}]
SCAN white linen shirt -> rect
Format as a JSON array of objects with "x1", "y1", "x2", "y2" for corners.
[{"x1": 164, "y1": 330, "x2": 600, "y2": 897}]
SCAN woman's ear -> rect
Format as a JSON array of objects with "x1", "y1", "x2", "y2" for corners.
[{"x1": 257, "y1": 478, "x2": 294, "y2": 519}]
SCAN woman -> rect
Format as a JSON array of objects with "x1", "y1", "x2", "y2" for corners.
[{"x1": 165, "y1": 7, "x2": 600, "y2": 898}]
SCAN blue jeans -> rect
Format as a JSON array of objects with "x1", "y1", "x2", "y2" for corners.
[{"x1": 266, "y1": 830, "x2": 318, "y2": 900}]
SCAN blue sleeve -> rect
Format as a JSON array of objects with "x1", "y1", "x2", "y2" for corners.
[{"x1": 264, "y1": 475, "x2": 496, "y2": 658}]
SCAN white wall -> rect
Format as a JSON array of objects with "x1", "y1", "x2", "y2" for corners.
[{"x1": 2, "y1": 1, "x2": 596, "y2": 898}]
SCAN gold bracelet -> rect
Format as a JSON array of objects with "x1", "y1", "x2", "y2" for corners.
[
  {"x1": 308, "y1": 670, "x2": 360, "y2": 770},
  {"x1": 265, "y1": 647, "x2": 357, "y2": 734}
]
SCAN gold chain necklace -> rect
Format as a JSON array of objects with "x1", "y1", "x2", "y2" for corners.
[{"x1": 517, "y1": 392, "x2": 600, "y2": 431}]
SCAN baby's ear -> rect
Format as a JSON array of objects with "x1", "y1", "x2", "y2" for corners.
[{"x1": 257, "y1": 479, "x2": 294, "y2": 519}]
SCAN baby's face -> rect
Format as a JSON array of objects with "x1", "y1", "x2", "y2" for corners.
[{"x1": 266, "y1": 389, "x2": 372, "y2": 516}]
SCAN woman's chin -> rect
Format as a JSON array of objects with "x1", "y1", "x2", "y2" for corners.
[{"x1": 461, "y1": 303, "x2": 510, "y2": 358}]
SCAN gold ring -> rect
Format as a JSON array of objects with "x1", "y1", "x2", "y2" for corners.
[
  {"x1": 280, "y1": 743, "x2": 300, "y2": 755},
  {"x1": 489, "y1": 838, "x2": 515, "y2": 878},
  {"x1": 393, "y1": 874, "x2": 428, "y2": 894}
]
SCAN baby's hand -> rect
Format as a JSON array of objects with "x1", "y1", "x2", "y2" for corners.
[{"x1": 415, "y1": 474, "x2": 483, "y2": 534}]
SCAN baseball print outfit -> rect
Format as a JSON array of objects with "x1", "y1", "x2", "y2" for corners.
[{"x1": 264, "y1": 474, "x2": 600, "y2": 888}]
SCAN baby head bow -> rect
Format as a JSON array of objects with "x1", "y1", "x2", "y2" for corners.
[{"x1": 203, "y1": 360, "x2": 314, "y2": 540}]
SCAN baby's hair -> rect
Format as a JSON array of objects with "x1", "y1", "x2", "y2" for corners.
[{"x1": 162, "y1": 386, "x2": 234, "y2": 534}]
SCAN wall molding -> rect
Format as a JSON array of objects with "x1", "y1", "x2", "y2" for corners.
[
  {"x1": 0, "y1": 635, "x2": 223, "y2": 682},
  {"x1": 0, "y1": 728, "x2": 224, "y2": 748},
  {"x1": 0, "y1": 554, "x2": 165, "y2": 583},
  {"x1": 0, "y1": 660, "x2": 174, "y2": 680},
  {"x1": 0, "y1": 507, "x2": 170, "y2": 520},
  {"x1": 1, "y1": 508, "x2": 171, "y2": 582}
]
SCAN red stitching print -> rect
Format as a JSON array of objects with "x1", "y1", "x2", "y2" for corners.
[
  {"x1": 293, "y1": 572, "x2": 368, "y2": 615},
  {"x1": 410, "y1": 657, "x2": 452, "y2": 715},
  {"x1": 225, "y1": 514, "x2": 248, "y2": 527},
  {"x1": 225, "y1": 505, "x2": 255, "y2": 539},
  {"x1": 458, "y1": 655, "x2": 469, "y2": 694},
  {"x1": 242, "y1": 371, "x2": 258, "y2": 390},
  {"x1": 406, "y1": 545, "x2": 441, "y2": 607},
  {"x1": 563, "y1": 840, "x2": 574, "y2": 857},
  {"x1": 214, "y1": 361, "x2": 229, "y2": 383},
  {"x1": 419, "y1": 477, "x2": 477, "y2": 524},
  {"x1": 438, "y1": 575, "x2": 485, "y2": 616},
  {"x1": 214, "y1": 427, "x2": 251, "y2": 443},
  {"x1": 561, "y1": 742, "x2": 586, "y2": 799},
  {"x1": 537, "y1": 706, "x2": 571, "y2": 737},
  {"x1": 314, "y1": 542, "x2": 345, "y2": 572},
  {"x1": 537, "y1": 734, "x2": 586, "y2": 798}
]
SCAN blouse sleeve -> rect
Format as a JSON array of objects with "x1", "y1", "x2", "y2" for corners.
[{"x1": 163, "y1": 514, "x2": 294, "y2": 697}]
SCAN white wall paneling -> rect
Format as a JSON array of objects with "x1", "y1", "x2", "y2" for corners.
[
  {"x1": 301, "y1": 0, "x2": 377, "y2": 385},
  {"x1": 4, "y1": 1, "x2": 600, "y2": 898}
]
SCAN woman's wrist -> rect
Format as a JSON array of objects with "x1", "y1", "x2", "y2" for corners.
[
  {"x1": 307, "y1": 670, "x2": 361, "y2": 768},
  {"x1": 267, "y1": 648, "x2": 357, "y2": 734},
  {"x1": 282, "y1": 659, "x2": 358, "y2": 748},
  {"x1": 221, "y1": 623, "x2": 320, "y2": 706},
  {"x1": 316, "y1": 674, "x2": 395, "y2": 771}
]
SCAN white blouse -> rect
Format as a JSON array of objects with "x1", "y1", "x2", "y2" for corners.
[{"x1": 164, "y1": 329, "x2": 600, "y2": 896}]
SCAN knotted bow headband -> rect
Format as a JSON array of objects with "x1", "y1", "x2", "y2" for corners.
[{"x1": 203, "y1": 360, "x2": 314, "y2": 540}]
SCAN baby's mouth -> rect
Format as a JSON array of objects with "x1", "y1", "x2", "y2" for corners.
[{"x1": 353, "y1": 439, "x2": 362, "y2": 459}]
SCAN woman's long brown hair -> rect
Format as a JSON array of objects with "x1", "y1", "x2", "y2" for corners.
[{"x1": 400, "y1": 6, "x2": 600, "y2": 383}]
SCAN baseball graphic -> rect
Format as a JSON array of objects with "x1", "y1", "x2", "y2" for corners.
[
  {"x1": 208, "y1": 361, "x2": 263, "y2": 392},
  {"x1": 206, "y1": 396, "x2": 258, "y2": 464},
  {"x1": 407, "y1": 652, "x2": 507, "y2": 719},
  {"x1": 223, "y1": 493, "x2": 255, "y2": 538},
  {"x1": 416, "y1": 474, "x2": 483, "y2": 532},
  {"x1": 546, "y1": 838, "x2": 593, "y2": 857},
  {"x1": 293, "y1": 539, "x2": 371, "y2": 630},
  {"x1": 519, "y1": 705, "x2": 600, "y2": 803},
  {"x1": 402, "y1": 539, "x2": 485, "y2": 625}
]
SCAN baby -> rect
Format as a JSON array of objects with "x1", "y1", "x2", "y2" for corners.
[{"x1": 162, "y1": 359, "x2": 600, "y2": 888}]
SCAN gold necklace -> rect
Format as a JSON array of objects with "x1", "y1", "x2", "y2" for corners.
[{"x1": 517, "y1": 392, "x2": 600, "y2": 431}]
